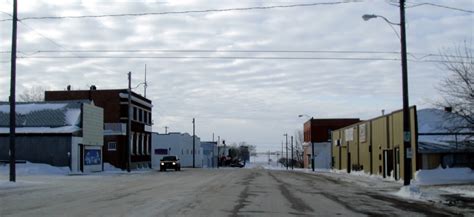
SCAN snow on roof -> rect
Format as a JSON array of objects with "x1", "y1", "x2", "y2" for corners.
[
  {"x1": 417, "y1": 108, "x2": 470, "y2": 133},
  {"x1": 0, "y1": 101, "x2": 85, "y2": 132},
  {"x1": 0, "y1": 103, "x2": 67, "y2": 115},
  {"x1": 0, "y1": 126, "x2": 80, "y2": 134},
  {"x1": 417, "y1": 108, "x2": 473, "y2": 152}
]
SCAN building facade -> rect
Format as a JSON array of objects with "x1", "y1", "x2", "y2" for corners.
[
  {"x1": 201, "y1": 141, "x2": 218, "y2": 168},
  {"x1": 151, "y1": 132, "x2": 202, "y2": 168},
  {"x1": 302, "y1": 118, "x2": 360, "y2": 169},
  {"x1": 45, "y1": 88, "x2": 153, "y2": 170},
  {"x1": 0, "y1": 101, "x2": 103, "y2": 173},
  {"x1": 331, "y1": 106, "x2": 418, "y2": 181}
]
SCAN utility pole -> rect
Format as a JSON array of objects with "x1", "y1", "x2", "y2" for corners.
[
  {"x1": 284, "y1": 133, "x2": 288, "y2": 170},
  {"x1": 311, "y1": 117, "x2": 315, "y2": 172},
  {"x1": 399, "y1": 0, "x2": 411, "y2": 186},
  {"x1": 127, "y1": 72, "x2": 132, "y2": 172},
  {"x1": 281, "y1": 141, "x2": 283, "y2": 167},
  {"x1": 291, "y1": 136, "x2": 294, "y2": 170},
  {"x1": 192, "y1": 118, "x2": 195, "y2": 168},
  {"x1": 9, "y1": 0, "x2": 18, "y2": 182}
]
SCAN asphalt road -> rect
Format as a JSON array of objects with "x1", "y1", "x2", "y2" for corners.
[{"x1": 0, "y1": 168, "x2": 469, "y2": 217}]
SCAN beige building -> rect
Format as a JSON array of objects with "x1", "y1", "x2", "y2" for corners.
[{"x1": 332, "y1": 106, "x2": 418, "y2": 181}]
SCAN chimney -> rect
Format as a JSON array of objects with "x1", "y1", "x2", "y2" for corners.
[
  {"x1": 67, "y1": 85, "x2": 71, "y2": 91},
  {"x1": 444, "y1": 107, "x2": 452, "y2": 113},
  {"x1": 381, "y1": 109, "x2": 385, "y2": 115}
]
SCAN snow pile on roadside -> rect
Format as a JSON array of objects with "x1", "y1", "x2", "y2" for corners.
[
  {"x1": 103, "y1": 163, "x2": 122, "y2": 172},
  {"x1": 412, "y1": 167, "x2": 474, "y2": 185},
  {"x1": 0, "y1": 162, "x2": 69, "y2": 176},
  {"x1": 393, "y1": 185, "x2": 433, "y2": 201}
]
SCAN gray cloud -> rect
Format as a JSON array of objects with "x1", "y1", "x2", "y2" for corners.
[{"x1": 0, "y1": 0, "x2": 472, "y2": 151}]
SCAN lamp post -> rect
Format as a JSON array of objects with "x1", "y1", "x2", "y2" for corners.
[
  {"x1": 192, "y1": 118, "x2": 195, "y2": 168},
  {"x1": 362, "y1": 0, "x2": 411, "y2": 186},
  {"x1": 299, "y1": 114, "x2": 315, "y2": 172}
]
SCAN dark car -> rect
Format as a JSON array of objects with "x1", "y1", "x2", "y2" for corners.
[
  {"x1": 160, "y1": 155, "x2": 181, "y2": 171},
  {"x1": 230, "y1": 161, "x2": 245, "y2": 168}
]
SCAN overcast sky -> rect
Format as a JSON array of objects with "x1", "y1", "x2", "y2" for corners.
[{"x1": 0, "y1": 0, "x2": 472, "y2": 152}]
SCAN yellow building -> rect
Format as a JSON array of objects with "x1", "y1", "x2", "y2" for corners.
[{"x1": 331, "y1": 106, "x2": 418, "y2": 181}]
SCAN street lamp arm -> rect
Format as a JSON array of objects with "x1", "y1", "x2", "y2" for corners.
[
  {"x1": 132, "y1": 82, "x2": 147, "y2": 90},
  {"x1": 362, "y1": 14, "x2": 401, "y2": 40}
]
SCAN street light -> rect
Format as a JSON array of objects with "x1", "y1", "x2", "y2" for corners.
[
  {"x1": 299, "y1": 114, "x2": 315, "y2": 172},
  {"x1": 362, "y1": 14, "x2": 401, "y2": 39},
  {"x1": 362, "y1": 0, "x2": 412, "y2": 186}
]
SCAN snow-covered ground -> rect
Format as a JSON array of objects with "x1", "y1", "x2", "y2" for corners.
[
  {"x1": 2, "y1": 157, "x2": 473, "y2": 211},
  {"x1": 249, "y1": 154, "x2": 474, "y2": 207}
]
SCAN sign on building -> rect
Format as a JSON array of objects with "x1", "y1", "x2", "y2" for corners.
[
  {"x1": 84, "y1": 149, "x2": 101, "y2": 165},
  {"x1": 359, "y1": 123, "x2": 367, "y2": 143},
  {"x1": 344, "y1": 128, "x2": 354, "y2": 142}
]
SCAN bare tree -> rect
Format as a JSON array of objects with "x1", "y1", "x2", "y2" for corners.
[
  {"x1": 293, "y1": 129, "x2": 305, "y2": 168},
  {"x1": 18, "y1": 85, "x2": 47, "y2": 102},
  {"x1": 436, "y1": 42, "x2": 473, "y2": 132}
]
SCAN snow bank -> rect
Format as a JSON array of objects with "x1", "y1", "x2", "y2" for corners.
[
  {"x1": 393, "y1": 185, "x2": 433, "y2": 201},
  {"x1": 412, "y1": 167, "x2": 474, "y2": 185},
  {"x1": 0, "y1": 162, "x2": 69, "y2": 176}
]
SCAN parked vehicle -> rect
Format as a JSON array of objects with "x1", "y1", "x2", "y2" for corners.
[
  {"x1": 160, "y1": 156, "x2": 181, "y2": 171},
  {"x1": 229, "y1": 161, "x2": 245, "y2": 168}
]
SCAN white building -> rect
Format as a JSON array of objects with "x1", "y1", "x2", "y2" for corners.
[{"x1": 151, "y1": 132, "x2": 203, "y2": 168}]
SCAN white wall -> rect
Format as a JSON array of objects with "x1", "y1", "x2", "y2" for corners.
[
  {"x1": 314, "y1": 142, "x2": 332, "y2": 169},
  {"x1": 152, "y1": 132, "x2": 202, "y2": 168}
]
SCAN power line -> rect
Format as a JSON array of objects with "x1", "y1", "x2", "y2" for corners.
[
  {"x1": 7, "y1": 1, "x2": 362, "y2": 21},
  {"x1": 15, "y1": 55, "x2": 467, "y2": 64},
  {"x1": 14, "y1": 20, "x2": 119, "y2": 75},
  {"x1": 406, "y1": 2, "x2": 474, "y2": 13},
  {"x1": 3, "y1": 49, "x2": 471, "y2": 60}
]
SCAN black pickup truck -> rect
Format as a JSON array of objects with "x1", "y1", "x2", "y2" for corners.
[{"x1": 160, "y1": 156, "x2": 181, "y2": 171}]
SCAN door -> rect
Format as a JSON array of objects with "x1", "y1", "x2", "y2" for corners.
[
  {"x1": 395, "y1": 148, "x2": 400, "y2": 180},
  {"x1": 383, "y1": 150, "x2": 393, "y2": 178}
]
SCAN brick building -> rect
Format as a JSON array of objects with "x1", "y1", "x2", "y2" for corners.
[
  {"x1": 45, "y1": 88, "x2": 153, "y2": 170},
  {"x1": 303, "y1": 118, "x2": 360, "y2": 169}
]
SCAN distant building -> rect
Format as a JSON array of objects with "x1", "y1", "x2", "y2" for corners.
[
  {"x1": 417, "y1": 108, "x2": 474, "y2": 169},
  {"x1": 201, "y1": 141, "x2": 218, "y2": 168},
  {"x1": 151, "y1": 132, "x2": 202, "y2": 168},
  {"x1": 45, "y1": 88, "x2": 153, "y2": 170},
  {"x1": 0, "y1": 101, "x2": 103, "y2": 173},
  {"x1": 302, "y1": 118, "x2": 360, "y2": 169}
]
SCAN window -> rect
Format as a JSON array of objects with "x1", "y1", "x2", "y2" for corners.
[
  {"x1": 148, "y1": 135, "x2": 151, "y2": 155},
  {"x1": 144, "y1": 134, "x2": 148, "y2": 155},
  {"x1": 134, "y1": 132, "x2": 139, "y2": 155},
  {"x1": 130, "y1": 133, "x2": 135, "y2": 155},
  {"x1": 141, "y1": 133, "x2": 145, "y2": 155},
  {"x1": 144, "y1": 111, "x2": 148, "y2": 124},
  {"x1": 108, "y1": 142, "x2": 117, "y2": 151},
  {"x1": 133, "y1": 107, "x2": 137, "y2": 121},
  {"x1": 139, "y1": 108, "x2": 143, "y2": 122}
]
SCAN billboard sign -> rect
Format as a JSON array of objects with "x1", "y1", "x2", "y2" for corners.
[{"x1": 84, "y1": 149, "x2": 101, "y2": 165}]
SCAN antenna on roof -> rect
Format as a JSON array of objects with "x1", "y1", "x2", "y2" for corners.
[{"x1": 144, "y1": 64, "x2": 148, "y2": 98}]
